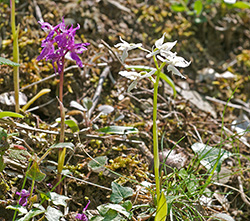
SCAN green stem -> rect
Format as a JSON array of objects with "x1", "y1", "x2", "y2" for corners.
[
  {"x1": 153, "y1": 70, "x2": 160, "y2": 203},
  {"x1": 29, "y1": 178, "x2": 35, "y2": 202},
  {"x1": 11, "y1": 0, "x2": 19, "y2": 113},
  {"x1": 57, "y1": 58, "x2": 65, "y2": 193}
]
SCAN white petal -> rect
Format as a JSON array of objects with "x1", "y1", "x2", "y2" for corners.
[
  {"x1": 119, "y1": 71, "x2": 140, "y2": 80},
  {"x1": 128, "y1": 80, "x2": 138, "y2": 92},
  {"x1": 140, "y1": 69, "x2": 156, "y2": 78},
  {"x1": 160, "y1": 40, "x2": 177, "y2": 51},
  {"x1": 172, "y1": 56, "x2": 191, "y2": 68},
  {"x1": 167, "y1": 65, "x2": 186, "y2": 79},
  {"x1": 146, "y1": 50, "x2": 160, "y2": 58},
  {"x1": 155, "y1": 33, "x2": 165, "y2": 48},
  {"x1": 121, "y1": 49, "x2": 129, "y2": 63},
  {"x1": 156, "y1": 55, "x2": 166, "y2": 62}
]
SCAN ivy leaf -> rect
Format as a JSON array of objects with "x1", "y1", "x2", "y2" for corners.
[
  {"x1": 191, "y1": 142, "x2": 233, "y2": 173},
  {"x1": 45, "y1": 206, "x2": 63, "y2": 221},
  {"x1": 110, "y1": 182, "x2": 133, "y2": 204},
  {"x1": 49, "y1": 192, "x2": 69, "y2": 207},
  {"x1": 88, "y1": 156, "x2": 108, "y2": 172},
  {"x1": 26, "y1": 161, "x2": 46, "y2": 182}
]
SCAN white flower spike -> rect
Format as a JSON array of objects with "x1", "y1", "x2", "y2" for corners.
[
  {"x1": 146, "y1": 33, "x2": 177, "y2": 58},
  {"x1": 114, "y1": 36, "x2": 142, "y2": 63}
]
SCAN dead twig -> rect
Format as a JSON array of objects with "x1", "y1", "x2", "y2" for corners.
[{"x1": 238, "y1": 176, "x2": 250, "y2": 207}]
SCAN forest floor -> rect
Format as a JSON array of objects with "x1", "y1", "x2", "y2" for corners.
[{"x1": 0, "y1": 0, "x2": 250, "y2": 220}]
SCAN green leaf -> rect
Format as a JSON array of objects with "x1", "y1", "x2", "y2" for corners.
[
  {"x1": 98, "y1": 204, "x2": 132, "y2": 219},
  {"x1": 171, "y1": 4, "x2": 186, "y2": 12},
  {"x1": 0, "y1": 156, "x2": 6, "y2": 172},
  {"x1": 50, "y1": 142, "x2": 74, "y2": 151},
  {"x1": 6, "y1": 205, "x2": 28, "y2": 215},
  {"x1": 0, "y1": 57, "x2": 20, "y2": 66},
  {"x1": 98, "y1": 126, "x2": 138, "y2": 135},
  {"x1": 194, "y1": 0, "x2": 203, "y2": 16},
  {"x1": 8, "y1": 148, "x2": 30, "y2": 161},
  {"x1": 155, "y1": 192, "x2": 168, "y2": 221},
  {"x1": 83, "y1": 97, "x2": 93, "y2": 110},
  {"x1": 178, "y1": 168, "x2": 198, "y2": 193},
  {"x1": 49, "y1": 192, "x2": 70, "y2": 207},
  {"x1": 191, "y1": 143, "x2": 233, "y2": 173},
  {"x1": 26, "y1": 161, "x2": 46, "y2": 182},
  {"x1": 159, "y1": 72, "x2": 176, "y2": 98},
  {"x1": 45, "y1": 206, "x2": 63, "y2": 221},
  {"x1": 110, "y1": 182, "x2": 133, "y2": 204},
  {"x1": 121, "y1": 200, "x2": 132, "y2": 211},
  {"x1": 232, "y1": 1, "x2": 250, "y2": 9},
  {"x1": 18, "y1": 208, "x2": 45, "y2": 221},
  {"x1": 88, "y1": 156, "x2": 108, "y2": 172},
  {"x1": 65, "y1": 119, "x2": 79, "y2": 132},
  {"x1": 0, "y1": 111, "x2": 24, "y2": 119}
]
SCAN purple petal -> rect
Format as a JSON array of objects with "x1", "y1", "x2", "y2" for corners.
[{"x1": 70, "y1": 52, "x2": 83, "y2": 67}]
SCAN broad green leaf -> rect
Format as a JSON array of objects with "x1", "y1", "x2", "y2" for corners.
[
  {"x1": 83, "y1": 97, "x2": 93, "y2": 110},
  {"x1": 98, "y1": 126, "x2": 138, "y2": 135},
  {"x1": 26, "y1": 161, "x2": 46, "y2": 182},
  {"x1": 56, "y1": 118, "x2": 79, "y2": 133},
  {"x1": 49, "y1": 192, "x2": 69, "y2": 207},
  {"x1": 65, "y1": 119, "x2": 79, "y2": 132},
  {"x1": 0, "y1": 111, "x2": 24, "y2": 119},
  {"x1": 110, "y1": 182, "x2": 133, "y2": 204},
  {"x1": 155, "y1": 192, "x2": 168, "y2": 221},
  {"x1": 18, "y1": 208, "x2": 45, "y2": 221},
  {"x1": 178, "y1": 168, "x2": 198, "y2": 193},
  {"x1": 0, "y1": 57, "x2": 20, "y2": 66},
  {"x1": 50, "y1": 142, "x2": 74, "y2": 151},
  {"x1": 194, "y1": 0, "x2": 203, "y2": 16},
  {"x1": 191, "y1": 143, "x2": 233, "y2": 173},
  {"x1": 98, "y1": 204, "x2": 132, "y2": 219},
  {"x1": 6, "y1": 205, "x2": 28, "y2": 215},
  {"x1": 159, "y1": 72, "x2": 176, "y2": 98},
  {"x1": 88, "y1": 156, "x2": 108, "y2": 172},
  {"x1": 45, "y1": 206, "x2": 63, "y2": 221},
  {"x1": 8, "y1": 148, "x2": 30, "y2": 161},
  {"x1": 170, "y1": 4, "x2": 186, "y2": 12},
  {"x1": 232, "y1": 1, "x2": 250, "y2": 9},
  {"x1": 121, "y1": 200, "x2": 132, "y2": 211}
]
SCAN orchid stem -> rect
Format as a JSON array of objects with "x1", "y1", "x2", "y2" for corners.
[
  {"x1": 11, "y1": 0, "x2": 20, "y2": 113},
  {"x1": 57, "y1": 58, "x2": 66, "y2": 193}
]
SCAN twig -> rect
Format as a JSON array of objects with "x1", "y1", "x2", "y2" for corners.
[
  {"x1": 33, "y1": 0, "x2": 43, "y2": 22},
  {"x1": 205, "y1": 96, "x2": 250, "y2": 114},
  {"x1": 88, "y1": 66, "x2": 110, "y2": 118},
  {"x1": 238, "y1": 176, "x2": 250, "y2": 207}
]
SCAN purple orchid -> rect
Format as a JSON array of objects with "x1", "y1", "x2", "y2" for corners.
[
  {"x1": 75, "y1": 200, "x2": 90, "y2": 221},
  {"x1": 37, "y1": 18, "x2": 90, "y2": 74},
  {"x1": 16, "y1": 189, "x2": 30, "y2": 206}
]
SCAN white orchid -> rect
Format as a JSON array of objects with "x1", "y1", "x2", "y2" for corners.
[
  {"x1": 146, "y1": 33, "x2": 177, "y2": 58},
  {"x1": 114, "y1": 36, "x2": 142, "y2": 63},
  {"x1": 157, "y1": 52, "x2": 191, "y2": 79},
  {"x1": 119, "y1": 69, "x2": 156, "y2": 92}
]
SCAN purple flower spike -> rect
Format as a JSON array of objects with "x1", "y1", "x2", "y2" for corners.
[
  {"x1": 37, "y1": 18, "x2": 90, "y2": 74},
  {"x1": 16, "y1": 189, "x2": 30, "y2": 206},
  {"x1": 75, "y1": 200, "x2": 90, "y2": 221}
]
